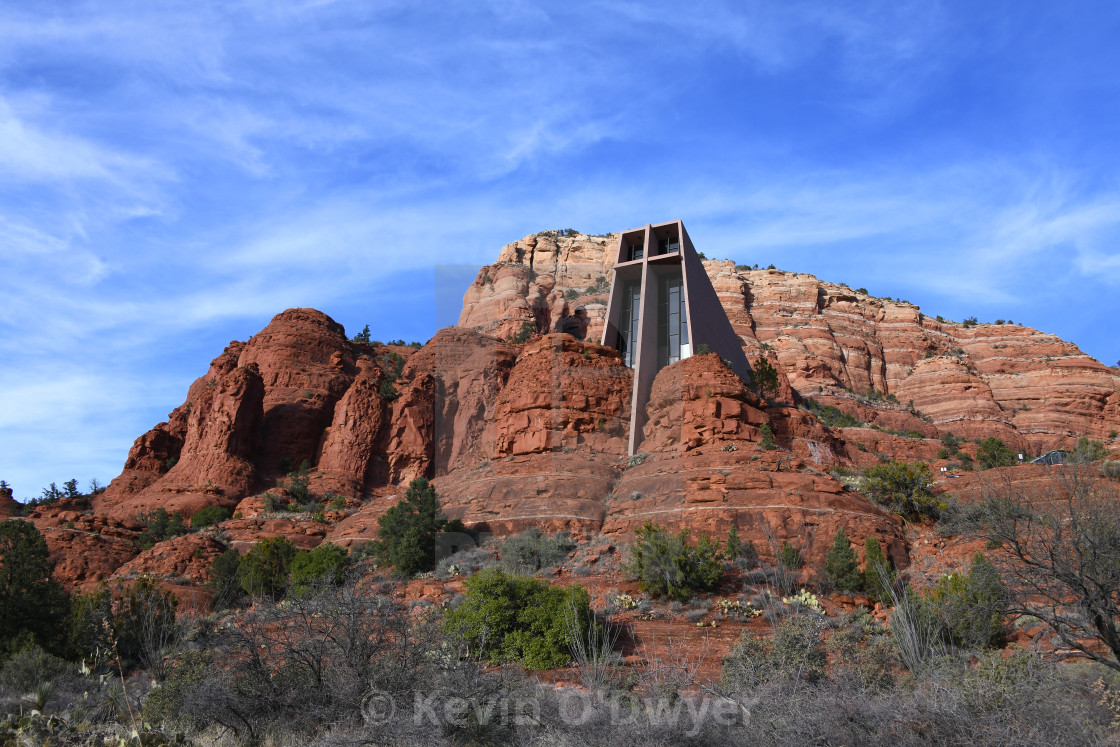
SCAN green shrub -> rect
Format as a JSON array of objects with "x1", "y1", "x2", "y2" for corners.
[
  {"x1": 113, "y1": 576, "x2": 178, "y2": 665},
  {"x1": 352, "y1": 324, "x2": 372, "y2": 344},
  {"x1": 289, "y1": 542, "x2": 350, "y2": 593},
  {"x1": 284, "y1": 463, "x2": 315, "y2": 506},
  {"x1": 379, "y1": 379, "x2": 399, "y2": 401},
  {"x1": 143, "y1": 649, "x2": 211, "y2": 730},
  {"x1": 824, "y1": 528, "x2": 863, "y2": 592},
  {"x1": 721, "y1": 616, "x2": 827, "y2": 688},
  {"x1": 928, "y1": 552, "x2": 1008, "y2": 649},
  {"x1": 374, "y1": 477, "x2": 448, "y2": 576},
  {"x1": 509, "y1": 320, "x2": 536, "y2": 344},
  {"x1": 444, "y1": 567, "x2": 592, "y2": 669},
  {"x1": 759, "y1": 423, "x2": 776, "y2": 450},
  {"x1": 626, "y1": 522, "x2": 723, "y2": 601},
  {"x1": 940, "y1": 432, "x2": 963, "y2": 452},
  {"x1": 240, "y1": 536, "x2": 298, "y2": 600},
  {"x1": 724, "y1": 524, "x2": 742, "y2": 560},
  {"x1": 1102, "y1": 460, "x2": 1120, "y2": 479},
  {"x1": 0, "y1": 642, "x2": 70, "y2": 693},
  {"x1": 189, "y1": 504, "x2": 231, "y2": 529},
  {"x1": 977, "y1": 437, "x2": 1017, "y2": 470},
  {"x1": 68, "y1": 576, "x2": 178, "y2": 669},
  {"x1": 206, "y1": 548, "x2": 244, "y2": 609},
  {"x1": 862, "y1": 461, "x2": 940, "y2": 520},
  {"x1": 827, "y1": 612, "x2": 898, "y2": 691},
  {"x1": 804, "y1": 400, "x2": 863, "y2": 428},
  {"x1": 1072, "y1": 436, "x2": 1107, "y2": 463},
  {"x1": 750, "y1": 357, "x2": 781, "y2": 401},
  {"x1": 626, "y1": 452, "x2": 650, "y2": 468},
  {"x1": 500, "y1": 529, "x2": 574, "y2": 574},
  {"x1": 0, "y1": 520, "x2": 69, "y2": 658},
  {"x1": 862, "y1": 536, "x2": 893, "y2": 604},
  {"x1": 777, "y1": 541, "x2": 804, "y2": 570},
  {"x1": 137, "y1": 507, "x2": 188, "y2": 550},
  {"x1": 724, "y1": 525, "x2": 760, "y2": 569}
]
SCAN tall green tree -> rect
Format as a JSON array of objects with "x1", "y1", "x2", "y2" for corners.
[
  {"x1": 725, "y1": 524, "x2": 743, "y2": 560},
  {"x1": 375, "y1": 478, "x2": 447, "y2": 576},
  {"x1": 0, "y1": 520, "x2": 69, "y2": 657},
  {"x1": 240, "y1": 536, "x2": 298, "y2": 599},
  {"x1": 824, "y1": 527, "x2": 863, "y2": 592},
  {"x1": 751, "y1": 357, "x2": 781, "y2": 401},
  {"x1": 863, "y1": 536, "x2": 893, "y2": 604}
]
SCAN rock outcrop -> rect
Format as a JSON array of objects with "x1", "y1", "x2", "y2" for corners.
[
  {"x1": 27, "y1": 508, "x2": 141, "y2": 592},
  {"x1": 461, "y1": 236, "x2": 1120, "y2": 453},
  {"x1": 493, "y1": 334, "x2": 631, "y2": 457},
  {"x1": 45, "y1": 229, "x2": 1115, "y2": 591},
  {"x1": 0, "y1": 485, "x2": 16, "y2": 518},
  {"x1": 458, "y1": 232, "x2": 616, "y2": 341}
]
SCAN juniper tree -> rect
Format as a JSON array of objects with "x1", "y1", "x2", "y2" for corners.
[{"x1": 824, "y1": 527, "x2": 863, "y2": 592}]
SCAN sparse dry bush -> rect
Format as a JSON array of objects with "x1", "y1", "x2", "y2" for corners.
[
  {"x1": 981, "y1": 465, "x2": 1120, "y2": 671},
  {"x1": 501, "y1": 528, "x2": 575, "y2": 574}
]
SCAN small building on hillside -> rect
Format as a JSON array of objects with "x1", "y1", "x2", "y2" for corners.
[{"x1": 600, "y1": 220, "x2": 751, "y2": 455}]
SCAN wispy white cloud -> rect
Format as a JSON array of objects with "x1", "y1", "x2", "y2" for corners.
[
  {"x1": 2, "y1": 0, "x2": 1119, "y2": 493},
  {"x1": 0, "y1": 97, "x2": 161, "y2": 185}
]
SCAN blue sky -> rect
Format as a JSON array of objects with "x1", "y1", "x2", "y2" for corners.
[{"x1": 2, "y1": 1, "x2": 1119, "y2": 498}]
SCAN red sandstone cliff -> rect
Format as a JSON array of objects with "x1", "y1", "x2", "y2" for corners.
[
  {"x1": 461, "y1": 233, "x2": 1120, "y2": 453},
  {"x1": 18, "y1": 230, "x2": 1119, "y2": 591}
]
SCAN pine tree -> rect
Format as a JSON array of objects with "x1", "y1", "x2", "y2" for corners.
[
  {"x1": 751, "y1": 356, "x2": 781, "y2": 401},
  {"x1": 823, "y1": 527, "x2": 863, "y2": 592},
  {"x1": 863, "y1": 536, "x2": 893, "y2": 604},
  {"x1": 759, "y1": 423, "x2": 776, "y2": 450},
  {"x1": 239, "y1": 536, "x2": 298, "y2": 599},
  {"x1": 375, "y1": 477, "x2": 447, "y2": 576},
  {"x1": 725, "y1": 524, "x2": 742, "y2": 560},
  {"x1": 0, "y1": 520, "x2": 69, "y2": 656}
]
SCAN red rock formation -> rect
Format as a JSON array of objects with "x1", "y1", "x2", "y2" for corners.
[
  {"x1": 313, "y1": 358, "x2": 387, "y2": 496},
  {"x1": 402, "y1": 328, "x2": 518, "y2": 476},
  {"x1": 599, "y1": 355, "x2": 908, "y2": 567},
  {"x1": 641, "y1": 353, "x2": 768, "y2": 453},
  {"x1": 96, "y1": 308, "x2": 431, "y2": 520},
  {"x1": 219, "y1": 516, "x2": 328, "y2": 553},
  {"x1": 0, "y1": 485, "x2": 16, "y2": 518},
  {"x1": 433, "y1": 452, "x2": 618, "y2": 536},
  {"x1": 461, "y1": 240, "x2": 1120, "y2": 452},
  {"x1": 603, "y1": 449, "x2": 908, "y2": 569},
  {"x1": 99, "y1": 361, "x2": 265, "y2": 521},
  {"x1": 493, "y1": 334, "x2": 631, "y2": 456},
  {"x1": 74, "y1": 230, "x2": 1117, "y2": 592},
  {"x1": 111, "y1": 533, "x2": 228, "y2": 586},
  {"x1": 459, "y1": 233, "x2": 616, "y2": 341},
  {"x1": 383, "y1": 372, "x2": 436, "y2": 485},
  {"x1": 26, "y1": 509, "x2": 141, "y2": 591}
]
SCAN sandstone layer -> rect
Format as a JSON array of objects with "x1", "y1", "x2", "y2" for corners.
[
  {"x1": 461, "y1": 234, "x2": 1120, "y2": 452},
  {"x1": 15, "y1": 229, "x2": 1118, "y2": 592}
]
